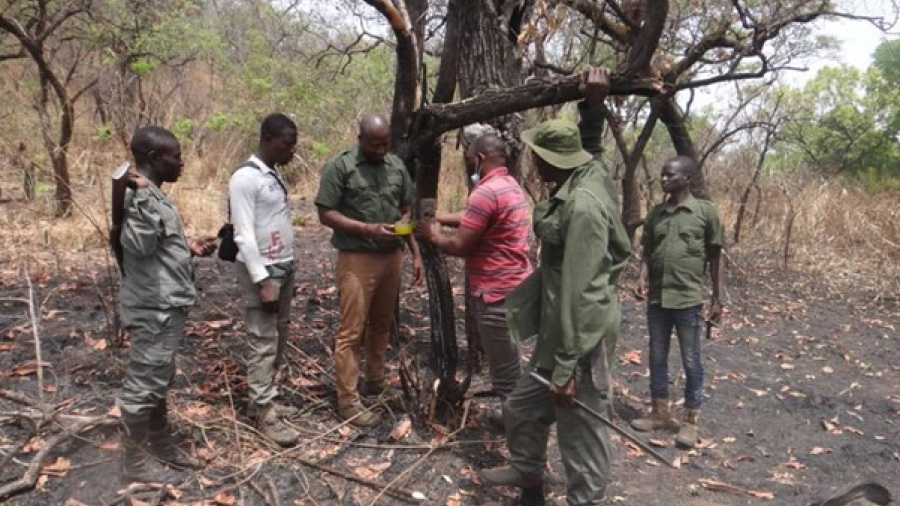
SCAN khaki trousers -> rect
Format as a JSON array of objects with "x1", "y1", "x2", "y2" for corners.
[
  {"x1": 334, "y1": 249, "x2": 402, "y2": 407},
  {"x1": 236, "y1": 261, "x2": 294, "y2": 407}
]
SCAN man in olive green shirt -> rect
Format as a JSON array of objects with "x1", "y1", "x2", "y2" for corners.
[
  {"x1": 315, "y1": 113, "x2": 423, "y2": 427},
  {"x1": 631, "y1": 155, "x2": 724, "y2": 449},
  {"x1": 480, "y1": 69, "x2": 631, "y2": 506}
]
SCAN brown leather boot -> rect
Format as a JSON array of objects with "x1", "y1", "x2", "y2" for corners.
[
  {"x1": 122, "y1": 414, "x2": 183, "y2": 484},
  {"x1": 675, "y1": 409, "x2": 700, "y2": 448},
  {"x1": 256, "y1": 403, "x2": 301, "y2": 446},
  {"x1": 147, "y1": 399, "x2": 204, "y2": 469},
  {"x1": 630, "y1": 398, "x2": 679, "y2": 432}
]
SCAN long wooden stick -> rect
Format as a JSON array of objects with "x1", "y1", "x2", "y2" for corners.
[{"x1": 529, "y1": 371, "x2": 677, "y2": 468}]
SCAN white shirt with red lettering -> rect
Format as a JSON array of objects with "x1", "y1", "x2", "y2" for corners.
[{"x1": 228, "y1": 155, "x2": 294, "y2": 283}]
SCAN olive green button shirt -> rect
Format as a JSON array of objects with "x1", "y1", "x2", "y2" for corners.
[
  {"x1": 119, "y1": 184, "x2": 197, "y2": 309},
  {"x1": 506, "y1": 162, "x2": 631, "y2": 386},
  {"x1": 315, "y1": 146, "x2": 414, "y2": 252},
  {"x1": 643, "y1": 195, "x2": 723, "y2": 309}
]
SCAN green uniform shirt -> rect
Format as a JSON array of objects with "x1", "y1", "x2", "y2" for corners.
[
  {"x1": 643, "y1": 195, "x2": 723, "y2": 309},
  {"x1": 119, "y1": 184, "x2": 197, "y2": 309},
  {"x1": 315, "y1": 146, "x2": 414, "y2": 252},
  {"x1": 578, "y1": 101, "x2": 618, "y2": 206},
  {"x1": 506, "y1": 162, "x2": 631, "y2": 386}
]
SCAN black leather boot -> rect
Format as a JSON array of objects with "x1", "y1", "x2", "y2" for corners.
[
  {"x1": 122, "y1": 413, "x2": 184, "y2": 484},
  {"x1": 147, "y1": 399, "x2": 204, "y2": 469}
]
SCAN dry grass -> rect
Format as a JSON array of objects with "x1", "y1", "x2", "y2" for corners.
[
  {"x1": 2, "y1": 142, "x2": 897, "y2": 307},
  {"x1": 708, "y1": 163, "x2": 900, "y2": 304}
]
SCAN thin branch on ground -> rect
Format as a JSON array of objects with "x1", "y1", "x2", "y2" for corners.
[{"x1": 366, "y1": 399, "x2": 472, "y2": 506}]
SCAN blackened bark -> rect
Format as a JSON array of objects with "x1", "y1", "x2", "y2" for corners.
[{"x1": 656, "y1": 97, "x2": 708, "y2": 199}]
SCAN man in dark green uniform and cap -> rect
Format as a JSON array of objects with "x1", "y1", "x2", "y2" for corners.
[{"x1": 479, "y1": 68, "x2": 631, "y2": 506}]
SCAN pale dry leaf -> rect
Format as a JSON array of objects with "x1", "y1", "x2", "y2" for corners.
[
  {"x1": 205, "y1": 319, "x2": 232, "y2": 329},
  {"x1": 22, "y1": 437, "x2": 44, "y2": 453},
  {"x1": 107, "y1": 405, "x2": 121, "y2": 418},
  {"x1": 93, "y1": 338, "x2": 108, "y2": 350},
  {"x1": 781, "y1": 458, "x2": 807, "y2": 470},
  {"x1": 97, "y1": 441, "x2": 120, "y2": 451},
  {"x1": 354, "y1": 461, "x2": 391, "y2": 480},
  {"x1": 446, "y1": 492, "x2": 461, "y2": 506},
  {"x1": 619, "y1": 349, "x2": 642, "y2": 365},
  {"x1": 623, "y1": 440, "x2": 645, "y2": 458},
  {"x1": 41, "y1": 456, "x2": 71, "y2": 476},
  {"x1": 214, "y1": 490, "x2": 236, "y2": 505},
  {"x1": 389, "y1": 416, "x2": 413, "y2": 441},
  {"x1": 647, "y1": 438, "x2": 669, "y2": 448}
]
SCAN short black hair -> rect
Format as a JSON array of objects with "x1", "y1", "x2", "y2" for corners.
[
  {"x1": 130, "y1": 126, "x2": 177, "y2": 165},
  {"x1": 668, "y1": 155, "x2": 697, "y2": 176},
  {"x1": 260, "y1": 113, "x2": 297, "y2": 141},
  {"x1": 472, "y1": 133, "x2": 507, "y2": 158}
]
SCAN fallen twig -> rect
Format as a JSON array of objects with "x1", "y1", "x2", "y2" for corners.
[
  {"x1": 24, "y1": 269, "x2": 46, "y2": 410},
  {"x1": 297, "y1": 457, "x2": 419, "y2": 502},
  {"x1": 0, "y1": 415, "x2": 113, "y2": 500},
  {"x1": 698, "y1": 478, "x2": 774, "y2": 500},
  {"x1": 0, "y1": 413, "x2": 37, "y2": 470}
]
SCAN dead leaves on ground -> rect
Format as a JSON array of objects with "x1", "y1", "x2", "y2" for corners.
[{"x1": 346, "y1": 455, "x2": 392, "y2": 480}]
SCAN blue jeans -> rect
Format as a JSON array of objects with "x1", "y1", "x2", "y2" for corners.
[{"x1": 647, "y1": 304, "x2": 704, "y2": 410}]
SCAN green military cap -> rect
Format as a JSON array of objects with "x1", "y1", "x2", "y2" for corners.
[{"x1": 521, "y1": 119, "x2": 593, "y2": 170}]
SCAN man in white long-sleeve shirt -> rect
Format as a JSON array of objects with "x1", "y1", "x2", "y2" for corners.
[{"x1": 229, "y1": 113, "x2": 299, "y2": 446}]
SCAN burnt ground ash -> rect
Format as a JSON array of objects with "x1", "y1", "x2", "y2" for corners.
[{"x1": 1, "y1": 206, "x2": 897, "y2": 506}]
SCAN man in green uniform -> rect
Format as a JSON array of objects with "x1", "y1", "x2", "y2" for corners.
[
  {"x1": 115, "y1": 126, "x2": 217, "y2": 483},
  {"x1": 479, "y1": 69, "x2": 631, "y2": 506},
  {"x1": 631, "y1": 155, "x2": 723, "y2": 448},
  {"x1": 315, "y1": 113, "x2": 423, "y2": 427}
]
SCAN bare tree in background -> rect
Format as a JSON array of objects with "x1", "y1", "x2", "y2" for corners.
[
  {"x1": 0, "y1": 0, "x2": 98, "y2": 216},
  {"x1": 303, "y1": 0, "x2": 898, "y2": 405}
]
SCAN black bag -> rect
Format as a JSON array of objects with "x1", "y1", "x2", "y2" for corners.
[{"x1": 217, "y1": 223, "x2": 238, "y2": 262}]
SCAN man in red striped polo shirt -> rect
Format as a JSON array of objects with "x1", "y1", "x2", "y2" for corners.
[{"x1": 417, "y1": 133, "x2": 532, "y2": 401}]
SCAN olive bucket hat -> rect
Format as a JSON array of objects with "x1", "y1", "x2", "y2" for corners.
[{"x1": 521, "y1": 119, "x2": 593, "y2": 170}]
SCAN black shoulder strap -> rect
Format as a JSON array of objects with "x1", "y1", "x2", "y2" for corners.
[
  {"x1": 227, "y1": 161, "x2": 261, "y2": 221},
  {"x1": 227, "y1": 160, "x2": 288, "y2": 221}
]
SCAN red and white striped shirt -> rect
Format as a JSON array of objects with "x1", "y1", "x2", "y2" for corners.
[{"x1": 460, "y1": 167, "x2": 532, "y2": 303}]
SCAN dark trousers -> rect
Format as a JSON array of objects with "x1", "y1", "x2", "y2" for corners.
[{"x1": 647, "y1": 304, "x2": 704, "y2": 409}]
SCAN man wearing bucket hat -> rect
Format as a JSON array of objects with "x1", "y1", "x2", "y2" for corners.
[{"x1": 479, "y1": 68, "x2": 630, "y2": 505}]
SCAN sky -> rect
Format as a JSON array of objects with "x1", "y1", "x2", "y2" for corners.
[{"x1": 787, "y1": 1, "x2": 898, "y2": 86}]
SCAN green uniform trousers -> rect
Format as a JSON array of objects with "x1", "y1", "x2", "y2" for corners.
[
  {"x1": 117, "y1": 306, "x2": 188, "y2": 419},
  {"x1": 503, "y1": 365, "x2": 611, "y2": 505}
]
